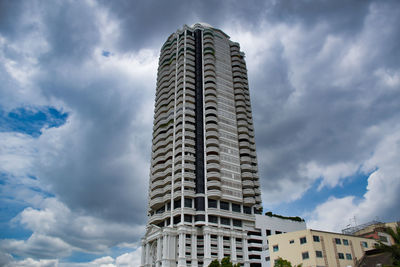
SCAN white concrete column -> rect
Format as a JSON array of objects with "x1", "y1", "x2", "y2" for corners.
[
  {"x1": 170, "y1": 235, "x2": 177, "y2": 263},
  {"x1": 218, "y1": 235, "x2": 224, "y2": 260},
  {"x1": 178, "y1": 232, "x2": 186, "y2": 266},
  {"x1": 191, "y1": 234, "x2": 198, "y2": 267},
  {"x1": 162, "y1": 233, "x2": 169, "y2": 266},
  {"x1": 204, "y1": 233, "x2": 212, "y2": 266},
  {"x1": 145, "y1": 242, "x2": 150, "y2": 266},
  {"x1": 243, "y1": 237, "x2": 250, "y2": 267},
  {"x1": 140, "y1": 240, "x2": 146, "y2": 267},
  {"x1": 231, "y1": 236, "x2": 237, "y2": 262},
  {"x1": 156, "y1": 237, "x2": 162, "y2": 267}
]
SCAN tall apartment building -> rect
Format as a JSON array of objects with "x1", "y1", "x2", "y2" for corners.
[{"x1": 141, "y1": 23, "x2": 263, "y2": 267}]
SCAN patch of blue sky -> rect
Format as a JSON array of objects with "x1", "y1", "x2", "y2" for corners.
[
  {"x1": 109, "y1": 246, "x2": 136, "y2": 258},
  {"x1": 63, "y1": 251, "x2": 106, "y2": 263},
  {"x1": 0, "y1": 173, "x2": 53, "y2": 239},
  {"x1": 0, "y1": 106, "x2": 68, "y2": 137},
  {"x1": 102, "y1": 50, "x2": 111, "y2": 57},
  {"x1": 266, "y1": 170, "x2": 371, "y2": 218},
  {"x1": 28, "y1": 185, "x2": 55, "y2": 199},
  {"x1": 0, "y1": 197, "x2": 32, "y2": 239},
  {"x1": 63, "y1": 246, "x2": 136, "y2": 263}
]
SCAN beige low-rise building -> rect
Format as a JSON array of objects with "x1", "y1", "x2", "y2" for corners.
[{"x1": 268, "y1": 229, "x2": 377, "y2": 267}]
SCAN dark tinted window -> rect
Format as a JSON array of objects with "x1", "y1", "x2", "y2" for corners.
[
  {"x1": 208, "y1": 215, "x2": 218, "y2": 223},
  {"x1": 220, "y1": 217, "x2": 230, "y2": 225},
  {"x1": 233, "y1": 219, "x2": 242, "y2": 227},
  {"x1": 244, "y1": 206, "x2": 252, "y2": 214},
  {"x1": 208, "y1": 199, "x2": 217, "y2": 208},
  {"x1": 220, "y1": 201, "x2": 229, "y2": 210},
  {"x1": 184, "y1": 214, "x2": 192, "y2": 222},
  {"x1": 232, "y1": 203, "x2": 241, "y2": 212},
  {"x1": 174, "y1": 199, "x2": 181, "y2": 209},
  {"x1": 184, "y1": 198, "x2": 192, "y2": 208}
]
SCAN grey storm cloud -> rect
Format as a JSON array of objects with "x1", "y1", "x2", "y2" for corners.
[
  {"x1": 97, "y1": 0, "x2": 272, "y2": 51},
  {"x1": 248, "y1": 0, "x2": 400, "y2": 208},
  {"x1": 1, "y1": 0, "x2": 400, "y2": 262}
]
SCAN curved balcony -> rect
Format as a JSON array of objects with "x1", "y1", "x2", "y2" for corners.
[
  {"x1": 205, "y1": 101, "x2": 217, "y2": 110},
  {"x1": 184, "y1": 189, "x2": 195, "y2": 198},
  {"x1": 207, "y1": 180, "x2": 221, "y2": 189},
  {"x1": 151, "y1": 177, "x2": 171, "y2": 190},
  {"x1": 207, "y1": 189, "x2": 222, "y2": 199},
  {"x1": 243, "y1": 197, "x2": 255, "y2": 205},
  {"x1": 239, "y1": 141, "x2": 250, "y2": 150},
  {"x1": 242, "y1": 180, "x2": 254, "y2": 188},
  {"x1": 204, "y1": 64, "x2": 215, "y2": 74},
  {"x1": 152, "y1": 167, "x2": 172, "y2": 181},
  {"x1": 204, "y1": 57, "x2": 215, "y2": 66},
  {"x1": 204, "y1": 85, "x2": 217, "y2": 95},
  {"x1": 149, "y1": 196, "x2": 165, "y2": 209},
  {"x1": 243, "y1": 188, "x2": 255, "y2": 197},
  {"x1": 240, "y1": 163, "x2": 252, "y2": 172},
  {"x1": 204, "y1": 75, "x2": 217, "y2": 84},
  {"x1": 207, "y1": 163, "x2": 220, "y2": 172},
  {"x1": 184, "y1": 146, "x2": 195, "y2": 154},
  {"x1": 152, "y1": 159, "x2": 172, "y2": 175},
  {"x1": 206, "y1": 138, "x2": 219, "y2": 147},
  {"x1": 207, "y1": 171, "x2": 221, "y2": 181},
  {"x1": 237, "y1": 126, "x2": 249, "y2": 135},
  {"x1": 185, "y1": 163, "x2": 195, "y2": 172},
  {"x1": 206, "y1": 146, "x2": 219, "y2": 155},
  {"x1": 239, "y1": 148, "x2": 251, "y2": 155},
  {"x1": 238, "y1": 133, "x2": 250, "y2": 140},
  {"x1": 205, "y1": 109, "x2": 217, "y2": 118},
  {"x1": 183, "y1": 180, "x2": 196, "y2": 189},
  {"x1": 184, "y1": 172, "x2": 195, "y2": 180},
  {"x1": 206, "y1": 155, "x2": 220, "y2": 164},
  {"x1": 205, "y1": 122, "x2": 218, "y2": 132},
  {"x1": 241, "y1": 172, "x2": 253, "y2": 180},
  {"x1": 205, "y1": 116, "x2": 218, "y2": 125},
  {"x1": 205, "y1": 129, "x2": 218, "y2": 139},
  {"x1": 152, "y1": 130, "x2": 174, "y2": 148},
  {"x1": 205, "y1": 94, "x2": 217, "y2": 104},
  {"x1": 240, "y1": 156, "x2": 252, "y2": 164}
]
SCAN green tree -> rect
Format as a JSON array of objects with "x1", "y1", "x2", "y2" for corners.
[
  {"x1": 274, "y1": 257, "x2": 302, "y2": 267},
  {"x1": 208, "y1": 257, "x2": 240, "y2": 267},
  {"x1": 374, "y1": 226, "x2": 400, "y2": 266},
  {"x1": 209, "y1": 259, "x2": 220, "y2": 267}
]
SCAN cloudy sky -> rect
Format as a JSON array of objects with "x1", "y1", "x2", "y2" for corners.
[{"x1": 1, "y1": 0, "x2": 400, "y2": 266}]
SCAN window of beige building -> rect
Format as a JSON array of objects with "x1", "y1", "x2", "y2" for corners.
[{"x1": 302, "y1": 252, "x2": 309, "y2": 260}]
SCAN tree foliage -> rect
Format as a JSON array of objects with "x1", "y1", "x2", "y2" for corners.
[
  {"x1": 374, "y1": 226, "x2": 400, "y2": 266},
  {"x1": 208, "y1": 257, "x2": 240, "y2": 267},
  {"x1": 274, "y1": 257, "x2": 302, "y2": 267},
  {"x1": 265, "y1": 211, "x2": 305, "y2": 222}
]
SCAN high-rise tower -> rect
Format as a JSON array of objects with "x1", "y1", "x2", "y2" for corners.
[{"x1": 141, "y1": 23, "x2": 262, "y2": 267}]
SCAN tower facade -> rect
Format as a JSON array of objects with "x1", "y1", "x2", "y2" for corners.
[{"x1": 141, "y1": 23, "x2": 262, "y2": 267}]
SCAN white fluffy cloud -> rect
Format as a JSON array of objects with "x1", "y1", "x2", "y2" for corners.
[
  {"x1": 1, "y1": 0, "x2": 400, "y2": 265},
  {"x1": 224, "y1": 2, "x2": 400, "y2": 212},
  {"x1": 0, "y1": 248, "x2": 142, "y2": 267},
  {"x1": 308, "y1": 129, "x2": 400, "y2": 231}
]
